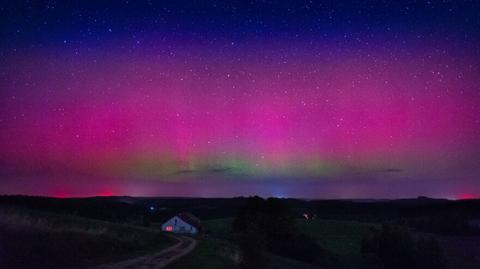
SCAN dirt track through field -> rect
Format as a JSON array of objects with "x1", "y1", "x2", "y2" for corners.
[{"x1": 95, "y1": 234, "x2": 197, "y2": 269}]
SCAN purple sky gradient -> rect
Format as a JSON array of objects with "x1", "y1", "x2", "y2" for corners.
[{"x1": 1, "y1": 1, "x2": 480, "y2": 198}]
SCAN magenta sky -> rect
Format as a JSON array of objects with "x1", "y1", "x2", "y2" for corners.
[{"x1": 1, "y1": 1, "x2": 480, "y2": 198}]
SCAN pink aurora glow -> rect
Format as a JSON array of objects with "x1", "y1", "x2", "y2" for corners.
[{"x1": 1, "y1": 41, "x2": 480, "y2": 198}]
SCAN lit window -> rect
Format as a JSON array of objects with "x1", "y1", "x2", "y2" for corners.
[{"x1": 165, "y1": 226, "x2": 173, "y2": 231}]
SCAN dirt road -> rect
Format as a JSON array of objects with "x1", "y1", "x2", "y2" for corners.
[{"x1": 95, "y1": 234, "x2": 197, "y2": 269}]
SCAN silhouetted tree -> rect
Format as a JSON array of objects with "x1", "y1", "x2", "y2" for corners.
[{"x1": 238, "y1": 222, "x2": 269, "y2": 269}]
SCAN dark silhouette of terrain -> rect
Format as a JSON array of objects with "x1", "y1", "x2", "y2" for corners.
[{"x1": 1, "y1": 195, "x2": 479, "y2": 268}]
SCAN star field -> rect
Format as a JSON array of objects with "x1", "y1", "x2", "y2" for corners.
[{"x1": 1, "y1": 1, "x2": 480, "y2": 198}]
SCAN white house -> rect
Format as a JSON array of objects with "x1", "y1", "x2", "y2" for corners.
[{"x1": 161, "y1": 212, "x2": 201, "y2": 235}]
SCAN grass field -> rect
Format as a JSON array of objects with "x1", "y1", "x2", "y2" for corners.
[
  {"x1": 0, "y1": 206, "x2": 175, "y2": 269},
  {"x1": 167, "y1": 218, "x2": 373, "y2": 269},
  {"x1": 0, "y1": 207, "x2": 387, "y2": 269},
  {"x1": 167, "y1": 235, "x2": 240, "y2": 269},
  {"x1": 297, "y1": 219, "x2": 373, "y2": 263},
  {"x1": 269, "y1": 254, "x2": 321, "y2": 269},
  {"x1": 203, "y1": 217, "x2": 235, "y2": 239},
  {"x1": 167, "y1": 218, "x2": 239, "y2": 269}
]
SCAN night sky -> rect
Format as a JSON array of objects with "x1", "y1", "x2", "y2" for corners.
[{"x1": 1, "y1": 1, "x2": 480, "y2": 199}]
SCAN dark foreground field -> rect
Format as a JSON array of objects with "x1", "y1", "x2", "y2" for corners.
[
  {"x1": 1, "y1": 195, "x2": 479, "y2": 269},
  {"x1": 170, "y1": 217, "x2": 480, "y2": 269},
  {"x1": 168, "y1": 218, "x2": 372, "y2": 269},
  {"x1": 0, "y1": 206, "x2": 175, "y2": 269}
]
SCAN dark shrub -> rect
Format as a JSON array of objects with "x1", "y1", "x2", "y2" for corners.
[{"x1": 238, "y1": 222, "x2": 269, "y2": 269}]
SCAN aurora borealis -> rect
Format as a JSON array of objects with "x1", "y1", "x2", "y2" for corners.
[{"x1": 1, "y1": 1, "x2": 480, "y2": 198}]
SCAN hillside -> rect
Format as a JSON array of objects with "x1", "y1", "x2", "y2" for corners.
[{"x1": 0, "y1": 206, "x2": 175, "y2": 268}]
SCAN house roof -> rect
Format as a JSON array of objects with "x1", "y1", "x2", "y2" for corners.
[{"x1": 177, "y1": 212, "x2": 201, "y2": 229}]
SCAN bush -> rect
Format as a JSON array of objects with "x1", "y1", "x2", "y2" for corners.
[{"x1": 238, "y1": 223, "x2": 269, "y2": 269}]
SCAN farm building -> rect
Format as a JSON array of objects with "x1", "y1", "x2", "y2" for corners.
[{"x1": 161, "y1": 212, "x2": 201, "y2": 235}]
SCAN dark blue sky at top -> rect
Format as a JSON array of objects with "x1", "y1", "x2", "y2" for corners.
[{"x1": 2, "y1": 0, "x2": 480, "y2": 47}]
